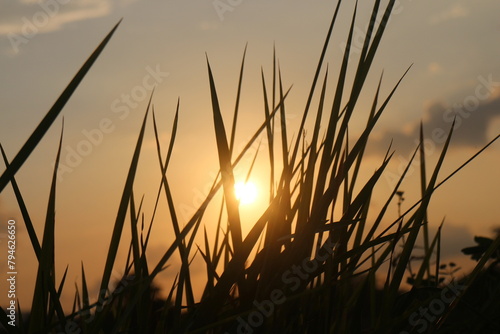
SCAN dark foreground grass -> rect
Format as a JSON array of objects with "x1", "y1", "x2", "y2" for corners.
[{"x1": 1, "y1": 1, "x2": 500, "y2": 333}]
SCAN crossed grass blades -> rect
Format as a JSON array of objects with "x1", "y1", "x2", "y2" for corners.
[{"x1": 1, "y1": 1, "x2": 500, "y2": 333}]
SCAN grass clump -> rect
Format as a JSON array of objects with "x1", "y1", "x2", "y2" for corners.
[{"x1": 2, "y1": 1, "x2": 500, "y2": 333}]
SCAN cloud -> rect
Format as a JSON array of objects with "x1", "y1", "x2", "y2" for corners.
[
  {"x1": 369, "y1": 78, "x2": 500, "y2": 156},
  {"x1": 430, "y1": 4, "x2": 468, "y2": 25},
  {"x1": 425, "y1": 223, "x2": 474, "y2": 259},
  {"x1": 0, "y1": 0, "x2": 112, "y2": 36}
]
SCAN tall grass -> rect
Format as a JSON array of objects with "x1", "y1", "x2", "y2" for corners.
[{"x1": 1, "y1": 1, "x2": 500, "y2": 333}]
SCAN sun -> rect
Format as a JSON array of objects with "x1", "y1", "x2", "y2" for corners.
[{"x1": 234, "y1": 181, "x2": 258, "y2": 205}]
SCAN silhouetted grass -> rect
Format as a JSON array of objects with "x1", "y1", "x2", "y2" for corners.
[{"x1": 1, "y1": 1, "x2": 500, "y2": 333}]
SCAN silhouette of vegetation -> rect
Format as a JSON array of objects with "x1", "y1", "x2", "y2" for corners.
[{"x1": 1, "y1": 1, "x2": 500, "y2": 333}]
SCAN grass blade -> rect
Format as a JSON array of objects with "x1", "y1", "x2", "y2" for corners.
[
  {"x1": 206, "y1": 56, "x2": 243, "y2": 251},
  {"x1": 29, "y1": 123, "x2": 66, "y2": 333},
  {"x1": 0, "y1": 20, "x2": 121, "y2": 192},
  {"x1": 0, "y1": 144, "x2": 41, "y2": 259},
  {"x1": 98, "y1": 94, "x2": 151, "y2": 301}
]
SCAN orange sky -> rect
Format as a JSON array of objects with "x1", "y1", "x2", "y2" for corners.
[{"x1": 1, "y1": 0, "x2": 500, "y2": 310}]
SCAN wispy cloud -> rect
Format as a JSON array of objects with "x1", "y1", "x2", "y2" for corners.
[
  {"x1": 430, "y1": 4, "x2": 468, "y2": 25},
  {"x1": 0, "y1": 0, "x2": 112, "y2": 36}
]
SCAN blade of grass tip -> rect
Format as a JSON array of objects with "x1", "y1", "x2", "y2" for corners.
[
  {"x1": 150, "y1": 87, "x2": 292, "y2": 293},
  {"x1": 330, "y1": 223, "x2": 421, "y2": 273},
  {"x1": 138, "y1": 213, "x2": 151, "y2": 277},
  {"x1": 277, "y1": 68, "x2": 293, "y2": 239},
  {"x1": 278, "y1": 65, "x2": 290, "y2": 171},
  {"x1": 140, "y1": 211, "x2": 145, "y2": 250},
  {"x1": 436, "y1": 217, "x2": 443, "y2": 286},
  {"x1": 272, "y1": 43, "x2": 276, "y2": 110},
  {"x1": 231, "y1": 85, "x2": 292, "y2": 170},
  {"x1": 56, "y1": 265, "x2": 69, "y2": 298},
  {"x1": 164, "y1": 99, "x2": 180, "y2": 170},
  {"x1": 147, "y1": 104, "x2": 179, "y2": 248},
  {"x1": 73, "y1": 283, "x2": 81, "y2": 315},
  {"x1": 336, "y1": 152, "x2": 393, "y2": 243},
  {"x1": 349, "y1": 0, "x2": 381, "y2": 100},
  {"x1": 0, "y1": 144, "x2": 42, "y2": 259},
  {"x1": 352, "y1": 0, "x2": 396, "y2": 101},
  {"x1": 243, "y1": 139, "x2": 261, "y2": 185},
  {"x1": 335, "y1": 67, "x2": 412, "y2": 226},
  {"x1": 184, "y1": 215, "x2": 211, "y2": 298},
  {"x1": 99, "y1": 93, "x2": 151, "y2": 300},
  {"x1": 351, "y1": 184, "x2": 371, "y2": 255},
  {"x1": 48, "y1": 265, "x2": 69, "y2": 325},
  {"x1": 379, "y1": 130, "x2": 500, "y2": 253},
  {"x1": 357, "y1": 0, "x2": 380, "y2": 67},
  {"x1": 419, "y1": 122, "x2": 431, "y2": 276},
  {"x1": 343, "y1": 130, "x2": 351, "y2": 212},
  {"x1": 30, "y1": 121, "x2": 66, "y2": 332},
  {"x1": 229, "y1": 44, "x2": 247, "y2": 155},
  {"x1": 0, "y1": 20, "x2": 122, "y2": 193},
  {"x1": 261, "y1": 67, "x2": 275, "y2": 199},
  {"x1": 299, "y1": 19, "x2": 357, "y2": 262},
  {"x1": 420, "y1": 118, "x2": 456, "y2": 208},
  {"x1": 190, "y1": 196, "x2": 277, "y2": 330},
  {"x1": 129, "y1": 191, "x2": 142, "y2": 277},
  {"x1": 311, "y1": 2, "x2": 358, "y2": 210},
  {"x1": 152, "y1": 107, "x2": 196, "y2": 308},
  {"x1": 152, "y1": 108, "x2": 182, "y2": 247},
  {"x1": 213, "y1": 197, "x2": 226, "y2": 265},
  {"x1": 348, "y1": 71, "x2": 383, "y2": 199},
  {"x1": 366, "y1": 129, "x2": 500, "y2": 289},
  {"x1": 371, "y1": 143, "x2": 423, "y2": 241},
  {"x1": 81, "y1": 262, "x2": 90, "y2": 320},
  {"x1": 124, "y1": 239, "x2": 133, "y2": 277},
  {"x1": 345, "y1": 65, "x2": 412, "y2": 177},
  {"x1": 296, "y1": 68, "x2": 329, "y2": 233},
  {"x1": 289, "y1": 0, "x2": 342, "y2": 168},
  {"x1": 380, "y1": 120, "x2": 456, "y2": 327},
  {"x1": 413, "y1": 219, "x2": 444, "y2": 287},
  {"x1": 206, "y1": 55, "x2": 242, "y2": 250},
  {"x1": 149, "y1": 178, "x2": 224, "y2": 280},
  {"x1": 202, "y1": 227, "x2": 215, "y2": 291}
]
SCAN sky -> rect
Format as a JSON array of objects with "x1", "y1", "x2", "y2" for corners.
[{"x1": 1, "y1": 0, "x2": 500, "y2": 310}]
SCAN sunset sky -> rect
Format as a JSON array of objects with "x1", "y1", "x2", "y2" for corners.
[{"x1": 1, "y1": 0, "x2": 500, "y2": 309}]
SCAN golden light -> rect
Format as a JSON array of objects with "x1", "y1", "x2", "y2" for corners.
[{"x1": 234, "y1": 181, "x2": 258, "y2": 205}]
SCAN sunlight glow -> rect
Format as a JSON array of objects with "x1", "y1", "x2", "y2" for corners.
[{"x1": 234, "y1": 181, "x2": 258, "y2": 205}]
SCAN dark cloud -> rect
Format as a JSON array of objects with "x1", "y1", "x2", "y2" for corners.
[
  {"x1": 369, "y1": 91, "x2": 500, "y2": 156},
  {"x1": 425, "y1": 223, "x2": 474, "y2": 259}
]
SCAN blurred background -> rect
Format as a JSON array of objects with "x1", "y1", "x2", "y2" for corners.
[{"x1": 1, "y1": 0, "x2": 499, "y2": 309}]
